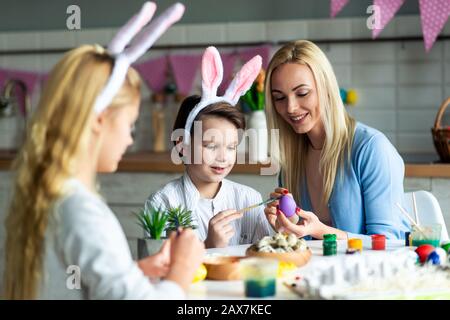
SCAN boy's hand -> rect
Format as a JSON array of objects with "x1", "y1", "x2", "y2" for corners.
[{"x1": 205, "y1": 209, "x2": 243, "y2": 248}]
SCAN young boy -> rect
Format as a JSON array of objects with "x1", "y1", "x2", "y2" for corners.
[{"x1": 147, "y1": 47, "x2": 273, "y2": 248}]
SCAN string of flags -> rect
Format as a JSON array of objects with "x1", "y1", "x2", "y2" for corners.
[
  {"x1": 331, "y1": 0, "x2": 450, "y2": 52},
  {"x1": 0, "y1": 45, "x2": 271, "y2": 109}
]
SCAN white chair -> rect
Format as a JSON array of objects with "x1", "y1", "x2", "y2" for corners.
[{"x1": 404, "y1": 190, "x2": 449, "y2": 242}]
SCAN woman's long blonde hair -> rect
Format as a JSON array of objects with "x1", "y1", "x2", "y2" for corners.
[
  {"x1": 265, "y1": 40, "x2": 356, "y2": 206},
  {"x1": 3, "y1": 45, "x2": 140, "y2": 299}
]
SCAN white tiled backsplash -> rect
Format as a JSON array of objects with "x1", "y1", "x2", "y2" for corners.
[{"x1": 0, "y1": 15, "x2": 449, "y2": 154}]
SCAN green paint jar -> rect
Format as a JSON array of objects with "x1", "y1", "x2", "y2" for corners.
[
  {"x1": 239, "y1": 257, "x2": 278, "y2": 298},
  {"x1": 323, "y1": 233, "x2": 337, "y2": 256}
]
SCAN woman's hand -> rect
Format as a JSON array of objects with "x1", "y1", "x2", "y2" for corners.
[
  {"x1": 264, "y1": 187, "x2": 289, "y2": 231},
  {"x1": 276, "y1": 208, "x2": 348, "y2": 239},
  {"x1": 275, "y1": 207, "x2": 324, "y2": 238},
  {"x1": 137, "y1": 238, "x2": 171, "y2": 278}
]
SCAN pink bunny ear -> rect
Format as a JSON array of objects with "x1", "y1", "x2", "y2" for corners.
[
  {"x1": 125, "y1": 3, "x2": 185, "y2": 63},
  {"x1": 107, "y1": 2, "x2": 156, "y2": 55},
  {"x1": 201, "y1": 46, "x2": 223, "y2": 99},
  {"x1": 223, "y1": 55, "x2": 262, "y2": 105}
]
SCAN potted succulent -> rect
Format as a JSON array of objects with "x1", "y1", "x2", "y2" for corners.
[
  {"x1": 136, "y1": 204, "x2": 197, "y2": 259},
  {"x1": 136, "y1": 205, "x2": 169, "y2": 259},
  {"x1": 166, "y1": 205, "x2": 198, "y2": 233}
]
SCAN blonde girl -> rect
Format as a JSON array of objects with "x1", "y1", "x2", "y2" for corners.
[{"x1": 3, "y1": 2, "x2": 204, "y2": 300}]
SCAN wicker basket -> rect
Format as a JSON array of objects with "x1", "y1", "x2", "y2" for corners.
[{"x1": 432, "y1": 97, "x2": 450, "y2": 163}]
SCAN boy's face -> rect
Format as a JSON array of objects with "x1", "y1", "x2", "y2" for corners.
[{"x1": 186, "y1": 116, "x2": 239, "y2": 184}]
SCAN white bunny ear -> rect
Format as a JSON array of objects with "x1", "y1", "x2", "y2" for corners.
[
  {"x1": 201, "y1": 46, "x2": 223, "y2": 100},
  {"x1": 93, "y1": 2, "x2": 184, "y2": 114},
  {"x1": 124, "y1": 3, "x2": 185, "y2": 63},
  {"x1": 223, "y1": 55, "x2": 262, "y2": 106},
  {"x1": 107, "y1": 2, "x2": 156, "y2": 55}
]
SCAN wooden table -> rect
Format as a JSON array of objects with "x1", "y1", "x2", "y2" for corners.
[{"x1": 188, "y1": 240, "x2": 406, "y2": 300}]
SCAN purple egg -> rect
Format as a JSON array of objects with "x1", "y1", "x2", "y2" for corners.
[{"x1": 279, "y1": 195, "x2": 297, "y2": 218}]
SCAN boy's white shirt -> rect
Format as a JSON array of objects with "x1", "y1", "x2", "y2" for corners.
[
  {"x1": 147, "y1": 172, "x2": 274, "y2": 244},
  {"x1": 39, "y1": 178, "x2": 184, "y2": 300}
]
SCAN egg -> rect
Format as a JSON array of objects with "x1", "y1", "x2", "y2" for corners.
[
  {"x1": 441, "y1": 242, "x2": 450, "y2": 254},
  {"x1": 192, "y1": 263, "x2": 207, "y2": 283},
  {"x1": 415, "y1": 244, "x2": 435, "y2": 264},
  {"x1": 432, "y1": 247, "x2": 448, "y2": 265},
  {"x1": 427, "y1": 251, "x2": 442, "y2": 265},
  {"x1": 279, "y1": 195, "x2": 297, "y2": 218}
]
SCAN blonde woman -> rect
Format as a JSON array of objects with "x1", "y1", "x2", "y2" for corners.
[
  {"x1": 264, "y1": 40, "x2": 409, "y2": 240},
  {"x1": 3, "y1": 3, "x2": 205, "y2": 300}
]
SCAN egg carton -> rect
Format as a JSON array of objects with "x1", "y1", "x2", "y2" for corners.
[{"x1": 284, "y1": 248, "x2": 450, "y2": 300}]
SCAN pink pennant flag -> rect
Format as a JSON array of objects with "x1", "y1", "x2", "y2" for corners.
[
  {"x1": 330, "y1": 0, "x2": 350, "y2": 18},
  {"x1": 135, "y1": 56, "x2": 169, "y2": 93},
  {"x1": 372, "y1": 0, "x2": 405, "y2": 39},
  {"x1": 40, "y1": 72, "x2": 50, "y2": 88},
  {"x1": 419, "y1": 0, "x2": 450, "y2": 52},
  {"x1": 218, "y1": 52, "x2": 238, "y2": 95},
  {"x1": 239, "y1": 45, "x2": 271, "y2": 69},
  {"x1": 169, "y1": 53, "x2": 202, "y2": 95},
  {"x1": 0, "y1": 69, "x2": 8, "y2": 88}
]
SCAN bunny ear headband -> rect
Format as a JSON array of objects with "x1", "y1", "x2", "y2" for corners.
[
  {"x1": 93, "y1": 2, "x2": 185, "y2": 114},
  {"x1": 183, "y1": 46, "x2": 262, "y2": 145}
]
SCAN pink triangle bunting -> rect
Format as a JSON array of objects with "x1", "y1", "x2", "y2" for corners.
[
  {"x1": 169, "y1": 53, "x2": 202, "y2": 95},
  {"x1": 218, "y1": 52, "x2": 238, "y2": 95},
  {"x1": 239, "y1": 45, "x2": 271, "y2": 69},
  {"x1": 330, "y1": 0, "x2": 350, "y2": 18},
  {"x1": 135, "y1": 56, "x2": 169, "y2": 93},
  {"x1": 40, "y1": 72, "x2": 50, "y2": 88},
  {"x1": 372, "y1": 0, "x2": 405, "y2": 39},
  {"x1": 419, "y1": 0, "x2": 450, "y2": 52}
]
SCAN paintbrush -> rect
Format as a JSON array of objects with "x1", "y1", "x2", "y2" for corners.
[
  {"x1": 237, "y1": 195, "x2": 282, "y2": 214},
  {"x1": 395, "y1": 202, "x2": 427, "y2": 238},
  {"x1": 412, "y1": 192, "x2": 420, "y2": 225}
]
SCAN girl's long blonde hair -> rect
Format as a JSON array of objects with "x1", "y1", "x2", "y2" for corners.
[
  {"x1": 3, "y1": 45, "x2": 140, "y2": 299},
  {"x1": 265, "y1": 40, "x2": 356, "y2": 206}
]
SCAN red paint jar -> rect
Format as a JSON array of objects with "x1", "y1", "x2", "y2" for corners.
[{"x1": 371, "y1": 234, "x2": 386, "y2": 250}]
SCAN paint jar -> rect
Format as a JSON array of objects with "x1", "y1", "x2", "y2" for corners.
[
  {"x1": 239, "y1": 257, "x2": 278, "y2": 298},
  {"x1": 371, "y1": 234, "x2": 386, "y2": 250},
  {"x1": 411, "y1": 224, "x2": 441, "y2": 247},
  {"x1": 441, "y1": 241, "x2": 450, "y2": 254},
  {"x1": 348, "y1": 238, "x2": 363, "y2": 252},
  {"x1": 323, "y1": 234, "x2": 337, "y2": 256}
]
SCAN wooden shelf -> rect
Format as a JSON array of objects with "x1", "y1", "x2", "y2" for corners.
[
  {"x1": 404, "y1": 164, "x2": 450, "y2": 178},
  {"x1": 1, "y1": 150, "x2": 450, "y2": 177},
  {"x1": 116, "y1": 151, "x2": 273, "y2": 174}
]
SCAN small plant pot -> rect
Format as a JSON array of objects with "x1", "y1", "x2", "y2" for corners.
[{"x1": 137, "y1": 238, "x2": 166, "y2": 259}]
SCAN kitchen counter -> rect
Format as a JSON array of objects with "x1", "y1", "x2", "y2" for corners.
[{"x1": 1, "y1": 149, "x2": 449, "y2": 178}]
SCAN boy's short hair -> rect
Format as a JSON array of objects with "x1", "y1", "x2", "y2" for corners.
[{"x1": 173, "y1": 95, "x2": 246, "y2": 146}]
